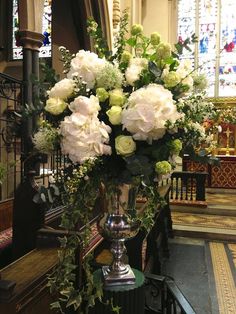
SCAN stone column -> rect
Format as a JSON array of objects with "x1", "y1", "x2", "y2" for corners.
[
  {"x1": 17, "y1": 0, "x2": 44, "y2": 172},
  {"x1": 12, "y1": 1, "x2": 46, "y2": 261}
]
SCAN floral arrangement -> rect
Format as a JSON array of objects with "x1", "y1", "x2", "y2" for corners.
[{"x1": 33, "y1": 13, "x2": 216, "y2": 313}]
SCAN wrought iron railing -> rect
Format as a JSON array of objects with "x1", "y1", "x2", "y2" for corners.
[
  {"x1": 0, "y1": 73, "x2": 23, "y2": 201},
  {"x1": 145, "y1": 273, "x2": 196, "y2": 314}
]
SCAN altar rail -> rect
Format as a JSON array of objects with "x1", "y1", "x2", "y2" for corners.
[{"x1": 170, "y1": 171, "x2": 208, "y2": 202}]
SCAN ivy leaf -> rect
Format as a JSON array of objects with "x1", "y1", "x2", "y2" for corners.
[
  {"x1": 50, "y1": 301, "x2": 61, "y2": 309},
  {"x1": 66, "y1": 294, "x2": 82, "y2": 309},
  {"x1": 33, "y1": 193, "x2": 41, "y2": 204},
  {"x1": 51, "y1": 184, "x2": 60, "y2": 196},
  {"x1": 40, "y1": 193, "x2": 46, "y2": 203},
  {"x1": 112, "y1": 305, "x2": 122, "y2": 313},
  {"x1": 47, "y1": 189, "x2": 53, "y2": 203},
  {"x1": 126, "y1": 37, "x2": 136, "y2": 47}
]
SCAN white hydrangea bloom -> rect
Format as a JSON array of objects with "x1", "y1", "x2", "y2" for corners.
[
  {"x1": 48, "y1": 78, "x2": 74, "y2": 100},
  {"x1": 69, "y1": 95, "x2": 100, "y2": 116},
  {"x1": 125, "y1": 57, "x2": 148, "y2": 86},
  {"x1": 122, "y1": 84, "x2": 182, "y2": 142},
  {"x1": 67, "y1": 50, "x2": 106, "y2": 89},
  {"x1": 60, "y1": 113, "x2": 111, "y2": 163}
]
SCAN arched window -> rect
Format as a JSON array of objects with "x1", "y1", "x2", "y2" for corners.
[
  {"x1": 178, "y1": 0, "x2": 236, "y2": 98},
  {"x1": 12, "y1": 0, "x2": 52, "y2": 60}
]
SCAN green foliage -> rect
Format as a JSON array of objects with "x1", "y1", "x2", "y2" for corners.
[
  {"x1": 174, "y1": 33, "x2": 198, "y2": 58},
  {"x1": 0, "y1": 163, "x2": 7, "y2": 184},
  {"x1": 111, "y1": 10, "x2": 129, "y2": 62},
  {"x1": 87, "y1": 18, "x2": 111, "y2": 59}
]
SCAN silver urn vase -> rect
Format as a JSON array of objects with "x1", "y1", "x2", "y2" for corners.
[{"x1": 97, "y1": 184, "x2": 140, "y2": 286}]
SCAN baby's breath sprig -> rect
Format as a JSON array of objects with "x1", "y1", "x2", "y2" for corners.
[{"x1": 59, "y1": 46, "x2": 74, "y2": 74}]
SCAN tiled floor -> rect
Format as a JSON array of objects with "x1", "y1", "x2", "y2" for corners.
[
  {"x1": 171, "y1": 189, "x2": 236, "y2": 240},
  {"x1": 206, "y1": 190, "x2": 236, "y2": 209}
]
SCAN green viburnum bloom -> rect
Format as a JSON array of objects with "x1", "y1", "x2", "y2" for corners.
[
  {"x1": 96, "y1": 87, "x2": 109, "y2": 102},
  {"x1": 163, "y1": 71, "x2": 181, "y2": 88},
  {"x1": 131, "y1": 24, "x2": 143, "y2": 36},
  {"x1": 109, "y1": 89, "x2": 125, "y2": 106},
  {"x1": 156, "y1": 42, "x2": 172, "y2": 60},
  {"x1": 150, "y1": 32, "x2": 161, "y2": 46},
  {"x1": 120, "y1": 51, "x2": 132, "y2": 64},
  {"x1": 169, "y1": 139, "x2": 183, "y2": 155},
  {"x1": 155, "y1": 160, "x2": 172, "y2": 175}
]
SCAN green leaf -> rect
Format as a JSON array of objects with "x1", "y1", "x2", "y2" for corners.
[
  {"x1": 33, "y1": 193, "x2": 41, "y2": 204},
  {"x1": 47, "y1": 189, "x2": 53, "y2": 203},
  {"x1": 40, "y1": 193, "x2": 46, "y2": 203},
  {"x1": 52, "y1": 184, "x2": 60, "y2": 196},
  {"x1": 148, "y1": 61, "x2": 162, "y2": 78},
  {"x1": 50, "y1": 301, "x2": 61, "y2": 309},
  {"x1": 126, "y1": 37, "x2": 136, "y2": 47},
  {"x1": 66, "y1": 294, "x2": 82, "y2": 309}
]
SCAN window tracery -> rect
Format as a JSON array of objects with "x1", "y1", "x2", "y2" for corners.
[
  {"x1": 178, "y1": 0, "x2": 236, "y2": 97},
  {"x1": 12, "y1": 0, "x2": 51, "y2": 60}
]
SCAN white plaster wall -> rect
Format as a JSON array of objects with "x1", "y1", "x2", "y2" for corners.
[
  {"x1": 142, "y1": 0, "x2": 169, "y2": 41},
  {"x1": 119, "y1": 0, "x2": 177, "y2": 44}
]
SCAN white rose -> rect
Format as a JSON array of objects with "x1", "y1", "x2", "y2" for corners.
[
  {"x1": 106, "y1": 106, "x2": 122, "y2": 125},
  {"x1": 45, "y1": 98, "x2": 67, "y2": 115},
  {"x1": 115, "y1": 135, "x2": 136, "y2": 156},
  {"x1": 48, "y1": 78, "x2": 74, "y2": 100}
]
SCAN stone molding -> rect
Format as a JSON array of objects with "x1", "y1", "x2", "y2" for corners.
[{"x1": 18, "y1": 30, "x2": 44, "y2": 51}]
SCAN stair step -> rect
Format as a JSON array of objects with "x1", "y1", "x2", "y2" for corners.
[
  {"x1": 173, "y1": 226, "x2": 236, "y2": 241},
  {"x1": 171, "y1": 205, "x2": 236, "y2": 217},
  {"x1": 171, "y1": 211, "x2": 236, "y2": 241}
]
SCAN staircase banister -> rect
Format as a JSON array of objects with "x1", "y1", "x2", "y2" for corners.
[
  {"x1": 0, "y1": 72, "x2": 23, "y2": 84},
  {"x1": 165, "y1": 278, "x2": 196, "y2": 314}
]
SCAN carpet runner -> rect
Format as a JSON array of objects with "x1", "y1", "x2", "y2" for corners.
[{"x1": 207, "y1": 242, "x2": 236, "y2": 314}]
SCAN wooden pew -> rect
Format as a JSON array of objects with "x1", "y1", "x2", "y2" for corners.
[{"x1": 0, "y1": 199, "x2": 14, "y2": 268}]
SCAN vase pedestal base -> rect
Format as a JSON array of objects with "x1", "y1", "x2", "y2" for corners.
[{"x1": 102, "y1": 265, "x2": 136, "y2": 286}]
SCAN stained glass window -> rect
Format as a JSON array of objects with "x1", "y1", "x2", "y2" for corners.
[
  {"x1": 12, "y1": 0, "x2": 52, "y2": 60},
  {"x1": 178, "y1": 0, "x2": 236, "y2": 97}
]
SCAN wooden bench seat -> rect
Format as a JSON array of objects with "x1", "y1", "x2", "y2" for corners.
[{"x1": 0, "y1": 228, "x2": 12, "y2": 251}]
